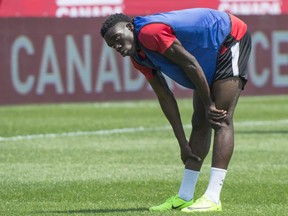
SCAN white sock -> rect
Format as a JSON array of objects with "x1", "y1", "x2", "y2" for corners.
[
  {"x1": 204, "y1": 167, "x2": 227, "y2": 204},
  {"x1": 178, "y1": 169, "x2": 199, "y2": 201}
]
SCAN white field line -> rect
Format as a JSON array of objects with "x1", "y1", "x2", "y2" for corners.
[{"x1": 0, "y1": 119, "x2": 287, "y2": 142}]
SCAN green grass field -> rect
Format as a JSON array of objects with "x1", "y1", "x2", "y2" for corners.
[{"x1": 0, "y1": 95, "x2": 287, "y2": 216}]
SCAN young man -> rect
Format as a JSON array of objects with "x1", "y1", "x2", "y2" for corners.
[{"x1": 100, "y1": 8, "x2": 251, "y2": 212}]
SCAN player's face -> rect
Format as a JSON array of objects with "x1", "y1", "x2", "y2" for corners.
[{"x1": 104, "y1": 22, "x2": 136, "y2": 57}]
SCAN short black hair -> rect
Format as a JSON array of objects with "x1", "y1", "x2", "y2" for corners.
[{"x1": 100, "y1": 13, "x2": 133, "y2": 38}]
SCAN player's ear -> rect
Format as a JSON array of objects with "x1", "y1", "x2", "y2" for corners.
[{"x1": 126, "y1": 22, "x2": 134, "y2": 32}]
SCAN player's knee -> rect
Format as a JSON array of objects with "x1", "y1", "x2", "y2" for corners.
[{"x1": 219, "y1": 114, "x2": 234, "y2": 130}]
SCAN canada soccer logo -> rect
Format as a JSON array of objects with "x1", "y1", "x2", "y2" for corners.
[
  {"x1": 55, "y1": 0, "x2": 124, "y2": 17},
  {"x1": 218, "y1": 0, "x2": 283, "y2": 15}
]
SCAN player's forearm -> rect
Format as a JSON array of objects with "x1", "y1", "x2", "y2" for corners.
[
  {"x1": 183, "y1": 62, "x2": 212, "y2": 107},
  {"x1": 163, "y1": 40, "x2": 213, "y2": 107},
  {"x1": 157, "y1": 92, "x2": 187, "y2": 146}
]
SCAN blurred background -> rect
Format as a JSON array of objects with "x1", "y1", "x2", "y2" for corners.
[{"x1": 0, "y1": 0, "x2": 287, "y2": 105}]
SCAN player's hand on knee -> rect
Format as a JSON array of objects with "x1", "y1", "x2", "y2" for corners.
[{"x1": 206, "y1": 103, "x2": 227, "y2": 129}]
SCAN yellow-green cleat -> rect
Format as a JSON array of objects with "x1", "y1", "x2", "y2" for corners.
[
  {"x1": 149, "y1": 195, "x2": 194, "y2": 211},
  {"x1": 181, "y1": 195, "x2": 222, "y2": 212}
]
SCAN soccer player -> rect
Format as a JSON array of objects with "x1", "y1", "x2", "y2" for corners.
[{"x1": 100, "y1": 8, "x2": 251, "y2": 212}]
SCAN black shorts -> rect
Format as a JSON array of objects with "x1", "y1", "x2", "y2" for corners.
[{"x1": 214, "y1": 31, "x2": 252, "y2": 88}]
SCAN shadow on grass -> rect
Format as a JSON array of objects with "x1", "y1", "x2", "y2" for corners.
[{"x1": 34, "y1": 207, "x2": 148, "y2": 214}]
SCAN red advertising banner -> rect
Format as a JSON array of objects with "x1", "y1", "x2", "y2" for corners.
[
  {"x1": 0, "y1": 0, "x2": 124, "y2": 17},
  {"x1": 0, "y1": 0, "x2": 287, "y2": 17},
  {"x1": 124, "y1": 0, "x2": 288, "y2": 16},
  {"x1": 0, "y1": 16, "x2": 287, "y2": 105}
]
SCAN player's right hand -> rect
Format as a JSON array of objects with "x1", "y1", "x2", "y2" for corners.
[{"x1": 180, "y1": 143, "x2": 201, "y2": 164}]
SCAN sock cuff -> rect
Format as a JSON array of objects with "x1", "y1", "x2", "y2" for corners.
[
  {"x1": 211, "y1": 167, "x2": 227, "y2": 173},
  {"x1": 184, "y1": 168, "x2": 200, "y2": 174}
]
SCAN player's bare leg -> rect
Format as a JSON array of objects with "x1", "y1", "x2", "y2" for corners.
[
  {"x1": 185, "y1": 77, "x2": 243, "y2": 170},
  {"x1": 211, "y1": 77, "x2": 243, "y2": 169},
  {"x1": 185, "y1": 90, "x2": 212, "y2": 171}
]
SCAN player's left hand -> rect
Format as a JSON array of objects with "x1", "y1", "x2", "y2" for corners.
[{"x1": 206, "y1": 102, "x2": 227, "y2": 129}]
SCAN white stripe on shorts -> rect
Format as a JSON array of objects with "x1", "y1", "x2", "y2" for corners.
[{"x1": 231, "y1": 42, "x2": 240, "y2": 76}]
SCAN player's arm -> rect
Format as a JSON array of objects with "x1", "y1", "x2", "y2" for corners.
[
  {"x1": 148, "y1": 72, "x2": 201, "y2": 163},
  {"x1": 136, "y1": 24, "x2": 200, "y2": 162},
  {"x1": 162, "y1": 39, "x2": 227, "y2": 128},
  {"x1": 163, "y1": 39, "x2": 212, "y2": 106},
  {"x1": 131, "y1": 57, "x2": 188, "y2": 155},
  {"x1": 139, "y1": 24, "x2": 226, "y2": 127},
  {"x1": 131, "y1": 56, "x2": 200, "y2": 162}
]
